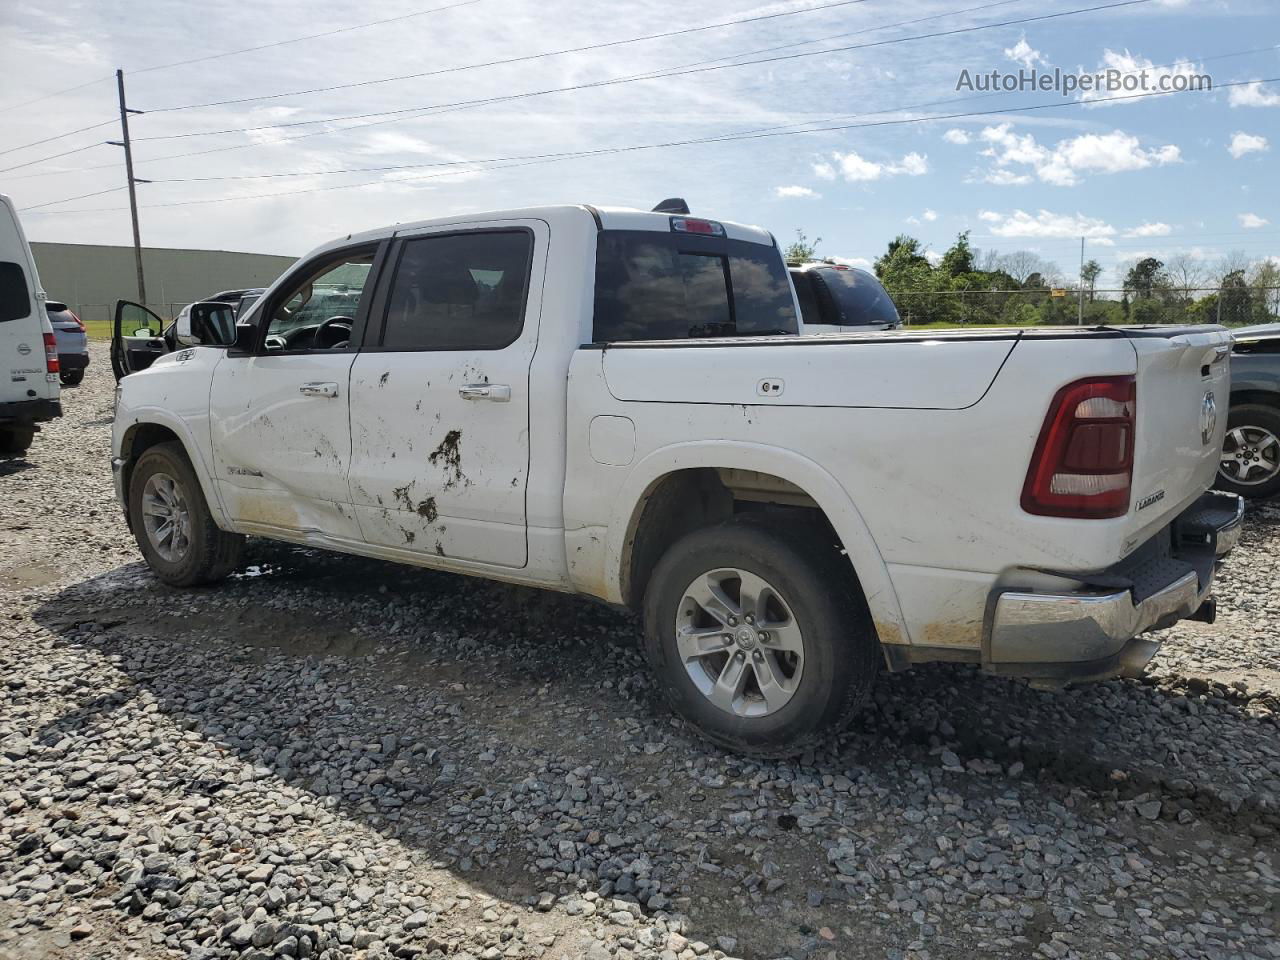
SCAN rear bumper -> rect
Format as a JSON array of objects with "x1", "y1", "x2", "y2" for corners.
[
  {"x1": 0, "y1": 397, "x2": 62, "y2": 426},
  {"x1": 58, "y1": 352, "x2": 90, "y2": 371},
  {"x1": 986, "y1": 491, "x2": 1244, "y2": 683}
]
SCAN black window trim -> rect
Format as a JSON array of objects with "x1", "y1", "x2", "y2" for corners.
[
  {"x1": 242, "y1": 239, "x2": 389, "y2": 356},
  {"x1": 361, "y1": 225, "x2": 536, "y2": 354}
]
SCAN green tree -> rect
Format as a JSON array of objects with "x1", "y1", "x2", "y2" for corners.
[
  {"x1": 783, "y1": 229, "x2": 821, "y2": 263},
  {"x1": 1124, "y1": 257, "x2": 1165, "y2": 301},
  {"x1": 874, "y1": 234, "x2": 930, "y2": 279},
  {"x1": 939, "y1": 231, "x2": 976, "y2": 278},
  {"x1": 1080, "y1": 259, "x2": 1102, "y2": 302},
  {"x1": 1219, "y1": 270, "x2": 1254, "y2": 325}
]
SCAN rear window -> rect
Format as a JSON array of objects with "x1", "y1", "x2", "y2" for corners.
[
  {"x1": 45, "y1": 301, "x2": 68, "y2": 312},
  {"x1": 0, "y1": 262, "x2": 30, "y2": 323},
  {"x1": 593, "y1": 230, "x2": 797, "y2": 342},
  {"x1": 811, "y1": 266, "x2": 899, "y2": 326}
]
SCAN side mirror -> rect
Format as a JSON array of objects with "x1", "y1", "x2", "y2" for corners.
[
  {"x1": 177, "y1": 301, "x2": 238, "y2": 347},
  {"x1": 229, "y1": 319, "x2": 259, "y2": 355}
]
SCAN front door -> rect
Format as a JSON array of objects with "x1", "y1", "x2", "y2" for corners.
[
  {"x1": 208, "y1": 244, "x2": 381, "y2": 541},
  {"x1": 346, "y1": 221, "x2": 546, "y2": 567},
  {"x1": 111, "y1": 300, "x2": 169, "y2": 379}
]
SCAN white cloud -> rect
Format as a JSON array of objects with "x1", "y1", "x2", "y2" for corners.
[
  {"x1": 983, "y1": 168, "x2": 1033, "y2": 186},
  {"x1": 924, "y1": 250, "x2": 943, "y2": 266},
  {"x1": 943, "y1": 128, "x2": 971, "y2": 145},
  {"x1": 979, "y1": 208, "x2": 1119, "y2": 244},
  {"x1": 1124, "y1": 222, "x2": 1172, "y2": 238},
  {"x1": 978, "y1": 123, "x2": 1180, "y2": 186},
  {"x1": 1080, "y1": 49, "x2": 1207, "y2": 107},
  {"x1": 1239, "y1": 213, "x2": 1269, "y2": 229},
  {"x1": 775, "y1": 185, "x2": 820, "y2": 199},
  {"x1": 1228, "y1": 132, "x2": 1269, "y2": 159},
  {"x1": 922, "y1": 209, "x2": 938, "y2": 222},
  {"x1": 1229, "y1": 82, "x2": 1280, "y2": 108},
  {"x1": 814, "y1": 150, "x2": 929, "y2": 183},
  {"x1": 1004, "y1": 34, "x2": 1044, "y2": 70}
]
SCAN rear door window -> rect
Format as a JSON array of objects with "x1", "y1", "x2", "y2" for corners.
[
  {"x1": 593, "y1": 230, "x2": 796, "y2": 342},
  {"x1": 381, "y1": 230, "x2": 532, "y2": 350},
  {"x1": 0, "y1": 262, "x2": 30, "y2": 323},
  {"x1": 789, "y1": 270, "x2": 822, "y2": 326}
]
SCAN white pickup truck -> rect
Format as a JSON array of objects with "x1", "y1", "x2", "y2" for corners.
[{"x1": 111, "y1": 202, "x2": 1243, "y2": 755}]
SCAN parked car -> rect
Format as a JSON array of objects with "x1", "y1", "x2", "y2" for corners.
[
  {"x1": 0, "y1": 193, "x2": 61, "y2": 455},
  {"x1": 45, "y1": 300, "x2": 89, "y2": 385},
  {"x1": 110, "y1": 202, "x2": 1241, "y2": 755},
  {"x1": 1219, "y1": 323, "x2": 1280, "y2": 499},
  {"x1": 789, "y1": 260, "x2": 901, "y2": 332}
]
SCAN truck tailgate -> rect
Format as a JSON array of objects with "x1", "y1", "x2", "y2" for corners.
[{"x1": 1124, "y1": 326, "x2": 1232, "y2": 550}]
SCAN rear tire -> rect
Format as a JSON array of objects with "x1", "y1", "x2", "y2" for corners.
[
  {"x1": 128, "y1": 441, "x2": 244, "y2": 586},
  {"x1": 60, "y1": 369, "x2": 84, "y2": 386},
  {"x1": 0, "y1": 425, "x2": 36, "y2": 456},
  {"x1": 642, "y1": 515, "x2": 880, "y2": 757},
  {"x1": 1217, "y1": 404, "x2": 1280, "y2": 500}
]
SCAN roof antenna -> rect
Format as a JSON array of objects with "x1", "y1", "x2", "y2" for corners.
[{"x1": 652, "y1": 198, "x2": 690, "y2": 214}]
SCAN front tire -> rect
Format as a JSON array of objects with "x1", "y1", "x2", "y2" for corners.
[
  {"x1": 642, "y1": 516, "x2": 880, "y2": 757},
  {"x1": 60, "y1": 369, "x2": 84, "y2": 386},
  {"x1": 1217, "y1": 404, "x2": 1280, "y2": 500},
  {"x1": 128, "y1": 441, "x2": 244, "y2": 586}
]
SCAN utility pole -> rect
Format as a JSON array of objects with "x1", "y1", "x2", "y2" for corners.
[
  {"x1": 109, "y1": 69, "x2": 149, "y2": 306},
  {"x1": 1077, "y1": 236, "x2": 1085, "y2": 326}
]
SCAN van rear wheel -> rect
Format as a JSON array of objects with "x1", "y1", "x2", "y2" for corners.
[
  {"x1": 642, "y1": 515, "x2": 880, "y2": 757},
  {"x1": 128, "y1": 442, "x2": 244, "y2": 586},
  {"x1": 0, "y1": 425, "x2": 35, "y2": 455}
]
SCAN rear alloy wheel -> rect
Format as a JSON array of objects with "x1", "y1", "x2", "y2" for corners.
[
  {"x1": 643, "y1": 516, "x2": 880, "y2": 756},
  {"x1": 128, "y1": 441, "x2": 244, "y2": 586},
  {"x1": 1217, "y1": 404, "x2": 1280, "y2": 500}
]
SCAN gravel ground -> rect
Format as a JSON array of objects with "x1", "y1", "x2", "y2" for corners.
[{"x1": 1, "y1": 343, "x2": 1277, "y2": 960}]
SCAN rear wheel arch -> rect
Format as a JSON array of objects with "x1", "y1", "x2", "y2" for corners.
[
  {"x1": 614, "y1": 449, "x2": 909, "y2": 649},
  {"x1": 1229, "y1": 389, "x2": 1280, "y2": 411}
]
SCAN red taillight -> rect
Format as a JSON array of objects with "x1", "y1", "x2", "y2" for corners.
[
  {"x1": 70, "y1": 310, "x2": 84, "y2": 331},
  {"x1": 1021, "y1": 376, "x2": 1135, "y2": 519},
  {"x1": 44, "y1": 332, "x2": 59, "y2": 374}
]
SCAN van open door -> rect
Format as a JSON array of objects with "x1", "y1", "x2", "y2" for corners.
[{"x1": 111, "y1": 300, "x2": 169, "y2": 379}]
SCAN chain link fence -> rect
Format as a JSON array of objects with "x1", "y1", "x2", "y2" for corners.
[{"x1": 888, "y1": 287, "x2": 1280, "y2": 328}]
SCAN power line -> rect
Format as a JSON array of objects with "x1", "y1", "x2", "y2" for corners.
[
  {"x1": 19, "y1": 185, "x2": 128, "y2": 211},
  {"x1": 0, "y1": 76, "x2": 114, "y2": 116},
  {"x1": 128, "y1": 0, "x2": 1154, "y2": 143},
  {"x1": 24, "y1": 75, "x2": 1273, "y2": 215},
  {"x1": 0, "y1": 0, "x2": 482, "y2": 117},
  {"x1": 127, "y1": 0, "x2": 483, "y2": 77},
  {"x1": 135, "y1": 76, "x2": 1280, "y2": 187},
  {"x1": 0, "y1": 118, "x2": 117, "y2": 158},
  {"x1": 143, "y1": 0, "x2": 879, "y2": 113},
  {"x1": 16, "y1": 5, "x2": 1263, "y2": 183},
  {"x1": 0, "y1": 141, "x2": 107, "y2": 175}
]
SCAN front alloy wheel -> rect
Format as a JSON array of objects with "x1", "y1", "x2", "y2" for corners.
[{"x1": 140, "y1": 471, "x2": 192, "y2": 562}]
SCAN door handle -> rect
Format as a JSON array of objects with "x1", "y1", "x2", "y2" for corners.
[
  {"x1": 458, "y1": 383, "x2": 511, "y2": 402},
  {"x1": 299, "y1": 381, "x2": 339, "y2": 398}
]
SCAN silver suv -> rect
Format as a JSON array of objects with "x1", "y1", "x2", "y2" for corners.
[{"x1": 788, "y1": 260, "x2": 901, "y2": 333}]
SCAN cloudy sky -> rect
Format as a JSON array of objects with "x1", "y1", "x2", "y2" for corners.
[{"x1": 2, "y1": 0, "x2": 1276, "y2": 285}]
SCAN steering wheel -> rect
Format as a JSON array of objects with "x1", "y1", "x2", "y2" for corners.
[{"x1": 315, "y1": 315, "x2": 353, "y2": 350}]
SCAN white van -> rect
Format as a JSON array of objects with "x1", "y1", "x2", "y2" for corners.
[{"x1": 0, "y1": 193, "x2": 61, "y2": 455}]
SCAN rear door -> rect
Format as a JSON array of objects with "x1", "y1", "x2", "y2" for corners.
[
  {"x1": 0, "y1": 196, "x2": 56, "y2": 404},
  {"x1": 111, "y1": 300, "x2": 170, "y2": 379},
  {"x1": 346, "y1": 220, "x2": 547, "y2": 567}
]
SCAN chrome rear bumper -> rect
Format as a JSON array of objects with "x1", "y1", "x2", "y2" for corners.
[{"x1": 987, "y1": 491, "x2": 1244, "y2": 683}]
